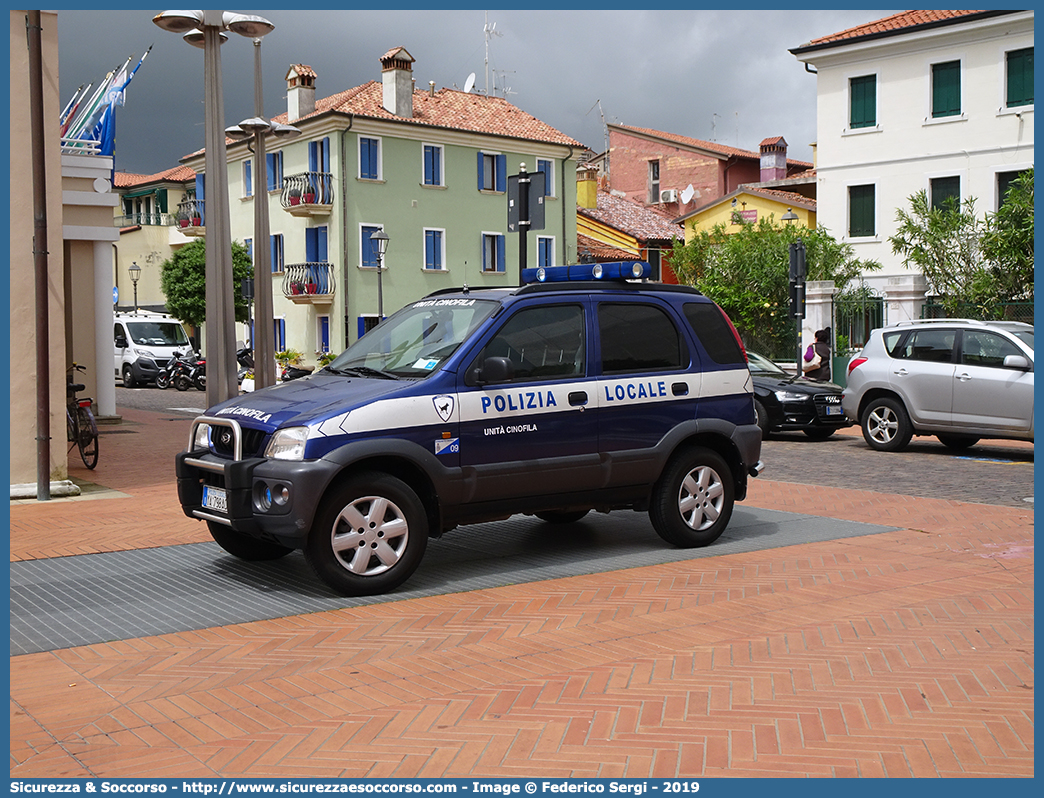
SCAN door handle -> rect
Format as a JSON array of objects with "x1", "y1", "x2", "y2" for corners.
[
  {"x1": 568, "y1": 391, "x2": 588, "y2": 406},
  {"x1": 956, "y1": 372, "x2": 972, "y2": 382},
  {"x1": 893, "y1": 368, "x2": 908, "y2": 376},
  {"x1": 671, "y1": 382, "x2": 688, "y2": 396}
]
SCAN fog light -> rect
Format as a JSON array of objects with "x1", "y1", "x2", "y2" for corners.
[
  {"x1": 254, "y1": 482, "x2": 272, "y2": 512},
  {"x1": 272, "y1": 484, "x2": 289, "y2": 505}
]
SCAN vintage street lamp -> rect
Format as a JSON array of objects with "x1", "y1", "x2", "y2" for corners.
[
  {"x1": 370, "y1": 229, "x2": 389, "y2": 321},
  {"x1": 128, "y1": 261, "x2": 141, "y2": 313}
]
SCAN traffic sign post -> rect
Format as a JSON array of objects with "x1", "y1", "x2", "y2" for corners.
[
  {"x1": 507, "y1": 164, "x2": 546, "y2": 286},
  {"x1": 789, "y1": 240, "x2": 806, "y2": 376}
]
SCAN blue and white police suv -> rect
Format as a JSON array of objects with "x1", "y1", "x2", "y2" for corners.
[{"x1": 176, "y1": 262, "x2": 764, "y2": 596}]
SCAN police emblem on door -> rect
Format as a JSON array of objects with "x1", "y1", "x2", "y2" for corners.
[{"x1": 433, "y1": 395, "x2": 454, "y2": 422}]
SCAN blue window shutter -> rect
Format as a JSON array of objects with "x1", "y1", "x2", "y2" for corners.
[
  {"x1": 308, "y1": 140, "x2": 317, "y2": 173},
  {"x1": 244, "y1": 238, "x2": 253, "y2": 259},
  {"x1": 195, "y1": 173, "x2": 205, "y2": 201},
  {"x1": 477, "y1": 152, "x2": 485, "y2": 190},
  {"x1": 496, "y1": 155, "x2": 507, "y2": 192},
  {"x1": 358, "y1": 317, "x2": 367, "y2": 339},
  {"x1": 497, "y1": 234, "x2": 506, "y2": 272},
  {"x1": 323, "y1": 137, "x2": 330, "y2": 171},
  {"x1": 305, "y1": 227, "x2": 318, "y2": 262},
  {"x1": 433, "y1": 147, "x2": 441, "y2": 185},
  {"x1": 362, "y1": 226, "x2": 379, "y2": 268},
  {"x1": 320, "y1": 316, "x2": 329, "y2": 351},
  {"x1": 244, "y1": 159, "x2": 252, "y2": 196},
  {"x1": 425, "y1": 231, "x2": 434, "y2": 268},
  {"x1": 317, "y1": 226, "x2": 328, "y2": 261}
]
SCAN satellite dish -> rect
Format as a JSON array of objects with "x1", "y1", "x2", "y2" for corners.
[
  {"x1": 463, "y1": 73, "x2": 476, "y2": 94},
  {"x1": 680, "y1": 184, "x2": 695, "y2": 204}
]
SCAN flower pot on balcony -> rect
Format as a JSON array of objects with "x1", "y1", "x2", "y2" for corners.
[
  {"x1": 192, "y1": 217, "x2": 201, "y2": 227},
  {"x1": 303, "y1": 193, "x2": 316, "y2": 204},
  {"x1": 305, "y1": 283, "x2": 318, "y2": 294},
  {"x1": 290, "y1": 283, "x2": 303, "y2": 295},
  {"x1": 289, "y1": 197, "x2": 301, "y2": 206},
  {"x1": 179, "y1": 219, "x2": 189, "y2": 228},
  {"x1": 288, "y1": 187, "x2": 301, "y2": 206}
]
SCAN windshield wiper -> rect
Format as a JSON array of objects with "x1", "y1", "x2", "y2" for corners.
[{"x1": 327, "y1": 365, "x2": 400, "y2": 380}]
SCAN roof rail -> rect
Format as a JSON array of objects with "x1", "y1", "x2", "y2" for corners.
[{"x1": 892, "y1": 318, "x2": 986, "y2": 326}]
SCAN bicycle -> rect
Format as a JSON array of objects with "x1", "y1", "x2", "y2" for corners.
[{"x1": 67, "y1": 363, "x2": 99, "y2": 469}]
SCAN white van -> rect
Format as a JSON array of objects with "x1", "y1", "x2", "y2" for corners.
[{"x1": 114, "y1": 312, "x2": 193, "y2": 388}]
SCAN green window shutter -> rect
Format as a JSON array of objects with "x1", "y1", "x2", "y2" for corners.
[
  {"x1": 930, "y1": 176, "x2": 961, "y2": 211},
  {"x1": 1006, "y1": 48, "x2": 1034, "y2": 107},
  {"x1": 932, "y1": 61, "x2": 961, "y2": 118},
  {"x1": 850, "y1": 75, "x2": 876, "y2": 129},
  {"x1": 848, "y1": 185, "x2": 875, "y2": 237}
]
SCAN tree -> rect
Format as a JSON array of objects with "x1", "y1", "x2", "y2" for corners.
[
  {"x1": 159, "y1": 238, "x2": 253, "y2": 327},
  {"x1": 671, "y1": 215, "x2": 880, "y2": 355},
  {"x1": 981, "y1": 168, "x2": 1033, "y2": 301}
]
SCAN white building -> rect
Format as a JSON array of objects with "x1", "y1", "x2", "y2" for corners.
[{"x1": 791, "y1": 9, "x2": 1034, "y2": 324}]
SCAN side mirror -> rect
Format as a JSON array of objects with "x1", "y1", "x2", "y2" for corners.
[
  {"x1": 1003, "y1": 354, "x2": 1032, "y2": 371},
  {"x1": 115, "y1": 335, "x2": 128, "y2": 349},
  {"x1": 475, "y1": 356, "x2": 514, "y2": 385}
]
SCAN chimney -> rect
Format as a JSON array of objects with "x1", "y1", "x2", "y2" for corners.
[
  {"x1": 576, "y1": 162, "x2": 599, "y2": 210},
  {"x1": 285, "y1": 64, "x2": 316, "y2": 122},
  {"x1": 380, "y1": 46, "x2": 415, "y2": 117},
  {"x1": 759, "y1": 136, "x2": 788, "y2": 182}
]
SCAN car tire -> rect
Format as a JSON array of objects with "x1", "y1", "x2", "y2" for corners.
[
  {"x1": 937, "y1": 434, "x2": 980, "y2": 450},
  {"x1": 754, "y1": 399, "x2": 769, "y2": 439},
  {"x1": 207, "y1": 521, "x2": 294, "y2": 561},
  {"x1": 861, "y1": 397, "x2": 913, "y2": 452},
  {"x1": 803, "y1": 427, "x2": 835, "y2": 440},
  {"x1": 535, "y1": 510, "x2": 590, "y2": 524},
  {"x1": 305, "y1": 472, "x2": 428, "y2": 596},
  {"x1": 122, "y1": 364, "x2": 137, "y2": 389},
  {"x1": 649, "y1": 446, "x2": 734, "y2": 548}
]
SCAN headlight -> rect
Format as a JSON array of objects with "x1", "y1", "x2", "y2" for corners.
[
  {"x1": 265, "y1": 426, "x2": 309, "y2": 461},
  {"x1": 774, "y1": 390, "x2": 808, "y2": 402},
  {"x1": 192, "y1": 422, "x2": 210, "y2": 450}
]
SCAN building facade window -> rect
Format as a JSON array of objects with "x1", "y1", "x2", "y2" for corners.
[
  {"x1": 270, "y1": 233, "x2": 284, "y2": 273},
  {"x1": 317, "y1": 315, "x2": 330, "y2": 353},
  {"x1": 850, "y1": 74, "x2": 877, "y2": 129},
  {"x1": 244, "y1": 238, "x2": 252, "y2": 260},
  {"x1": 536, "y1": 158, "x2": 554, "y2": 197},
  {"x1": 477, "y1": 151, "x2": 506, "y2": 192},
  {"x1": 358, "y1": 315, "x2": 380, "y2": 338},
  {"x1": 309, "y1": 137, "x2": 330, "y2": 173},
  {"x1": 423, "y1": 144, "x2": 443, "y2": 186},
  {"x1": 930, "y1": 176, "x2": 961, "y2": 210},
  {"x1": 648, "y1": 160, "x2": 660, "y2": 204},
  {"x1": 997, "y1": 170, "x2": 1029, "y2": 209},
  {"x1": 931, "y1": 60, "x2": 961, "y2": 118},
  {"x1": 848, "y1": 184, "x2": 875, "y2": 237},
  {"x1": 481, "y1": 232, "x2": 506, "y2": 273},
  {"x1": 243, "y1": 159, "x2": 252, "y2": 197},
  {"x1": 360, "y1": 137, "x2": 381, "y2": 180},
  {"x1": 266, "y1": 151, "x2": 283, "y2": 191},
  {"x1": 424, "y1": 228, "x2": 445, "y2": 271},
  {"x1": 273, "y1": 318, "x2": 286, "y2": 352},
  {"x1": 537, "y1": 236, "x2": 554, "y2": 269},
  {"x1": 361, "y1": 225, "x2": 382, "y2": 268},
  {"x1": 1006, "y1": 47, "x2": 1034, "y2": 107}
]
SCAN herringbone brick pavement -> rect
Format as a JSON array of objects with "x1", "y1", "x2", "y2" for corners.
[{"x1": 9, "y1": 409, "x2": 1034, "y2": 778}]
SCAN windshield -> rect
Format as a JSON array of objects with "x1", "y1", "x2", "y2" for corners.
[
  {"x1": 127, "y1": 321, "x2": 189, "y2": 347},
  {"x1": 328, "y1": 297, "x2": 499, "y2": 378},
  {"x1": 746, "y1": 351, "x2": 789, "y2": 377}
]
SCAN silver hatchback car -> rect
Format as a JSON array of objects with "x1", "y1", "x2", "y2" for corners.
[{"x1": 842, "y1": 319, "x2": 1034, "y2": 451}]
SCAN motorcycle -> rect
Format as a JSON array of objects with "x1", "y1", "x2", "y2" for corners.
[
  {"x1": 188, "y1": 356, "x2": 206, "y2": 392},
  {"x1": 280, "y1": 363, "x2": 314, "y2": 381},
  {"x1": 157, "y1": 350, "x2": 195, "y2": 390},
  {"x1": 236, "y1": 347, "x2": 254, "y2": 385},
  {"x1": 169, "y1": 351, "x2": 200, "y2": 392}
]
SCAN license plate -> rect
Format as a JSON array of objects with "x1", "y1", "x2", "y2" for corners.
[
  {"x1": 202, "y1": 485, "x2": 227, "y2": 513},
  {"x1": 825, "y1": 405, "x2": 844, "y2": 416}
]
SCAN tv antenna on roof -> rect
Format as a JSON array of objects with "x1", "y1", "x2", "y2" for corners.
[
  {"x1": 463, "y1": 72, "x2": 476, "y2": 94},
  {"x1": 484, "y1": 11, "x2": 502, "y2": 95}
]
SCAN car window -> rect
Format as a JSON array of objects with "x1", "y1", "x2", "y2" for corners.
[
  {"x1": 882, "y1": 331, "x2": 907, "y2": 356},
  {"x1": 746, "y1": 351, "x2": 788, "y2": 377},
  {"x1": 683, "y1": 302, "x2": 745, "y2": 365},
  {"x1": 961, "y1": 331, "x2": 1022, "y2": 368},
  {"x1": 893, "y1": 329, "x2": 956, "y2": 363},
  {"x1": 126, "y1": 321, "x2": 190, "y2": 347},
  {"x1": 598, "y1": 302, "x2": 687, "y2": 374},
  {"x1": 470, "y1": 304, "x2": 585, "y2": 383}
]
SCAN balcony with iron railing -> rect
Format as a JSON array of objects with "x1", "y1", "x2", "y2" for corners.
[
  {"x1": 280, "y1": 172, "x2": 334, "y2": 217},
  {"x1": 282, "y1": 262, "x2": 336, "y2": 304},
  {"x1": 114, "y1": 212, "x2": 179, "y2": 228},
  {"x1": 175, "y1": 199, "x2": 205, "y2": 236}
]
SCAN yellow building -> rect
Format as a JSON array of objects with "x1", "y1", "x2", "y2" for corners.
[{"x1": 677, "y1": 187, "x2": 816, "y2": 242}]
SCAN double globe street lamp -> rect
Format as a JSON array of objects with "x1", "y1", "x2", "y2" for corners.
[
  {"x1": 370, "y1": 229, "x2": 389, "y2": 321},
  {"x1": 152, "y1": 9, "x2": 277, "y2": 406}
]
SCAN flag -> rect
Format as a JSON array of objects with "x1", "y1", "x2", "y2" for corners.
[{"x1": 95, "y1": 47, "x2": 151, "y2": 156}]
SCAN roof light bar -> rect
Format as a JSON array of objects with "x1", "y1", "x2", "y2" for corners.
[{"x1": 521, "y1": 261, "x2": 652, "y2": 285}]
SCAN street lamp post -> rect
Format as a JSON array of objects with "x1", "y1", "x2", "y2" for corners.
[
  {"x1": 370, "y1": 229, "x2": 389, "y2": 321},
  {"x1": 152, "y1": 9, "x2": 274, "y2": 407},
  {"x1": 128, "y1": 261, "x2": 141, "y2": 313},
  {"x1": 226, "y1": 37, "x2": 300, "y2": 389}
]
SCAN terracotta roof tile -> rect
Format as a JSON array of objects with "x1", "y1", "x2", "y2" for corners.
[
  {"x1": 287, "y1": 63, "x2": 317, "y2": 79},
  {"x1": 578, "y1": 191, "x2": 684, "y2": 242},
  {"x1": 795, "y1": 10, "x2": 991, "y2": 50},
  {"x1": 613, "y1": 124, "x2": 813, "y2": 169},
  {"x1": 270, "y1": 81, "x2": 583, "y2": 148},
  {"x1": 114, "y1": 165, "x2": 195, "y2": 188},
  {"x1": 576, "y1": 233, "x2": 636, "y2": 261}
]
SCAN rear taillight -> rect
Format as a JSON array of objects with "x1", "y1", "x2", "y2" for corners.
[
  {"x1": 78, "y1": 399, "x2": 92, "y2": 409},
  {"x1": 715, "y1": 303, "x2": 748, "y2": 363},
  {"x1": 847, "y1": 356, "x2": 867, "y2": 375}
]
